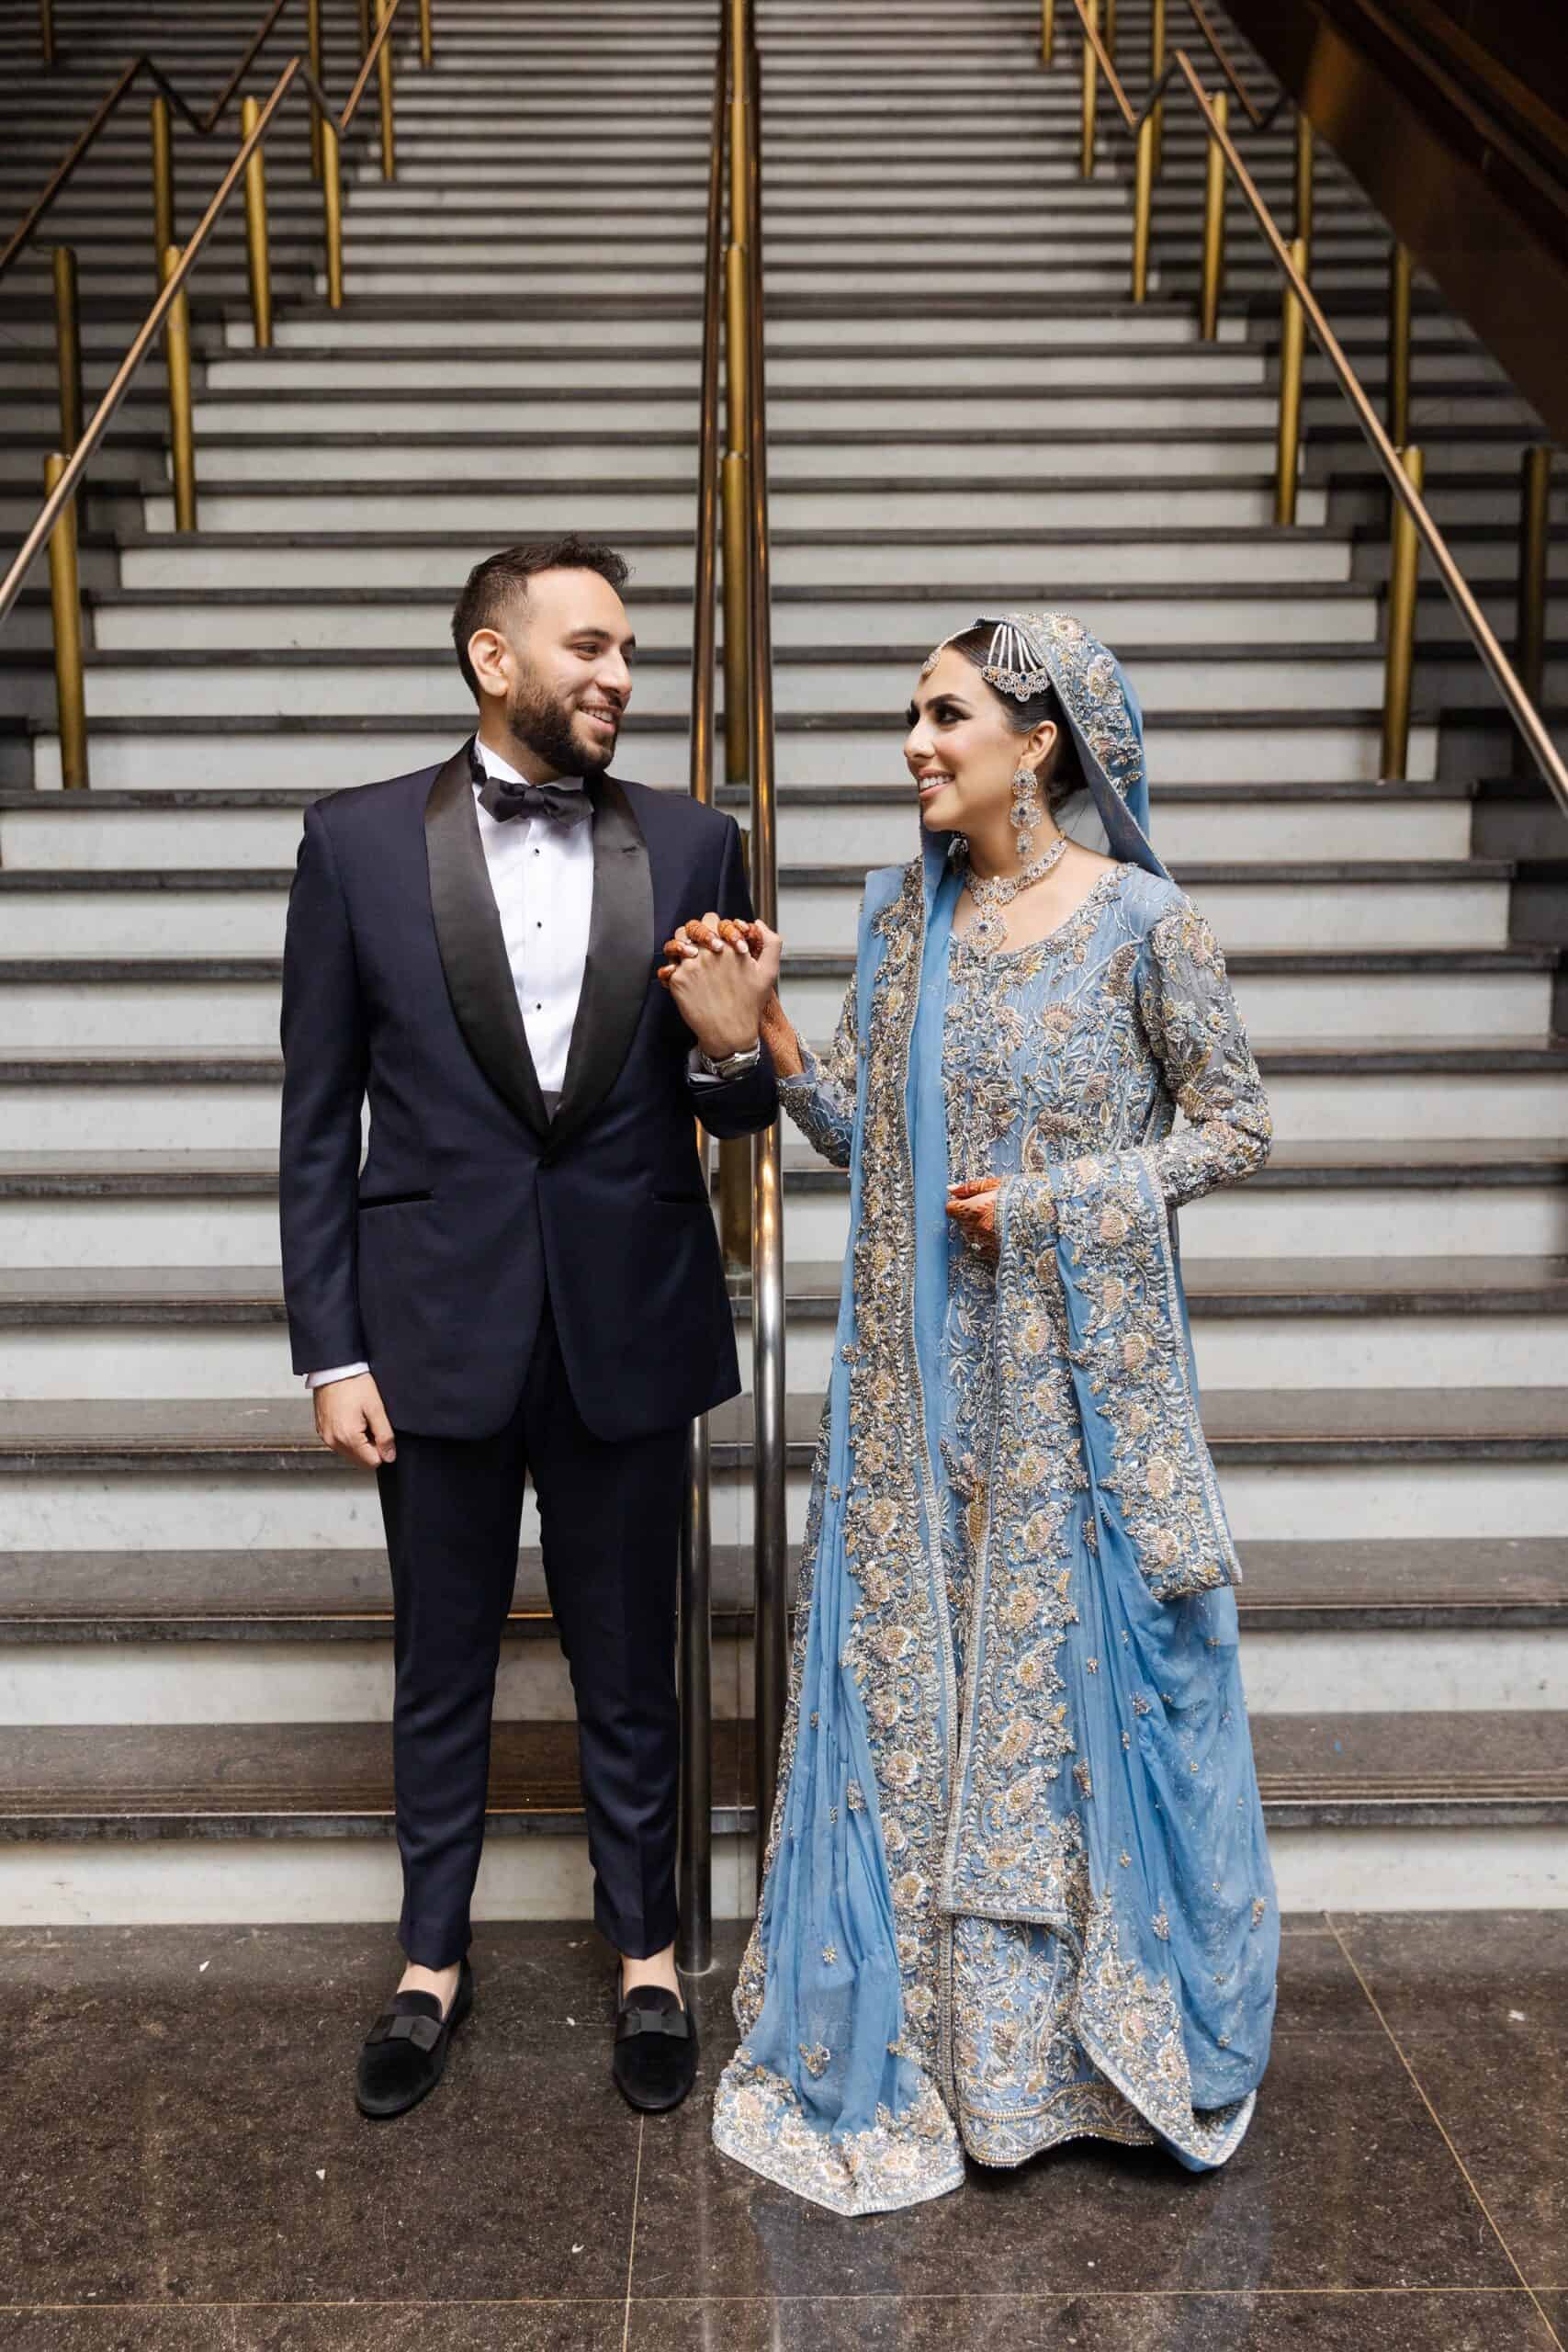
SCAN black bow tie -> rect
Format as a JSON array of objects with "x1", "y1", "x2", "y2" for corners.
[{"x1": 469, "y1": 741, "x2": 592, "y2": 827}]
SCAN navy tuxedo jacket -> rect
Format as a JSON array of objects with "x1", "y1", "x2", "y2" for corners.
[{"x1": 278, "y1": 742, "x2": 777, "y2": 1442}]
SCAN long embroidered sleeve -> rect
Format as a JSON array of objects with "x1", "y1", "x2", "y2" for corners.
[
  {"x1": 776, "y1": 971, "x2": 859, "y2": 1170},
  {"x1": 1134, "y1": 900, "x2": 1272, "y2": 1210}
]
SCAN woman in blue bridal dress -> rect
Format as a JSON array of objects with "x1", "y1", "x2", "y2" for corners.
[{"x1": 701, "y1": 611, "x2": 1280, "y2": 2215}]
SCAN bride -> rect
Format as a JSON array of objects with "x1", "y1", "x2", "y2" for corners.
[{"x1": 664, "y1": 610, "x2": 1279, "y2": 2216}]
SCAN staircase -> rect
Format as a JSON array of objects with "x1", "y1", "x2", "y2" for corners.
[{"x1": 1, "y1": 0, "x2": 1565, "y2": 1930}]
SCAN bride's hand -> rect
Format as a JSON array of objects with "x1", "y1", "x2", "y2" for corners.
[{"x1": 945, "y1": 1178, "x2": 1001, "y2": 1258}]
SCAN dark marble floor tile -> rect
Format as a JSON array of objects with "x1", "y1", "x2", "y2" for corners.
[
  {"x1": 0, "y1": 2312, "x2": 627, "y2": 2352},
  {"x1": 1390, "y1": 2027, "x2": 1567, "y2": 2290},
  {"x1": 2, "y1": 1926, "x2": 640, "y2": 2307},
  {"x1": 633, "y1": 2014, "x2": 1512, "y2": 2301},
  {"x1": 626, "y1": 2290, "x2": 1560, "y2": 2351},
  {"x1": 1536, "y1": 2292, "x2": 1568, "y2": 2341},
  {"x1": 1268, "y1": 1932, "x2": 1382, "y2": 2037},
  {"x1": 1330, "y1": 1913, "x2": 1568, "y2": 2043}
]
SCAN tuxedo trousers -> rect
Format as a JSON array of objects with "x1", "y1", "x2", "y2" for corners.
[{"x1": 375, "y1": 1293, "x2": 689, "y2": 1968}]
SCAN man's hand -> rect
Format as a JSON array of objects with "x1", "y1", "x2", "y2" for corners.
[
  {"x1": 657, "y1": 913, "x2": 783, "y2": 1059},
  {"x1": 313, "y1": 1371, "x2": 397, "y2": 1468},
  {"x1": 945, "y1": 1178, "x2": 1001, "y2": 1260}
]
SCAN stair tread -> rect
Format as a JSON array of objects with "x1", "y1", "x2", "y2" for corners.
[
  {"x1": 0, "y1": 778, "x2": 1482, "y2": 809},
  {"x1": 1, "y1": 1388, "x2": 1567, "y2": 1463},
  {"x1": 2, "y1": 1536, "x2": 1564, "y2": 1635},
  {"x1": 0, "y1": 1712, "x2": 1561, "y2": 1831}
]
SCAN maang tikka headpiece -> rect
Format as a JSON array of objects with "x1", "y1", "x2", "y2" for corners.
[{"x1": 920, "y1": 611, "x2": 1053, "y2": 703}]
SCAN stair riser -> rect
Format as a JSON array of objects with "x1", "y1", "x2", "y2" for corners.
[
  {"x1": 3, "y1": 796, "x2": 1474, "y2": 874},
  {"x1": 88, "y1": 587, "x2": 1378, "y2": 654},
  {"x1": 7, "y1": 1304, "x2": 1566, "y2": 1401},
  {"x1": 3, "y1": 1067, "x2": 1561, "y2": 1151},
  {"x1": 0, "y1": 1456, "x2": 1561, "y2": 1550},
  {"x1": 1, "y1": 964, "x2": 1541, "y2": 1053},
  {"x1": 0, "y1": 874, "x2": 1506, "y2": 956},
  {"x1": 183, "y1": 393, "x2": 1286, "y2": 435},
  {"x1": 737, "y1": 1311, "x2": 1568, "y2": 1397},
  {"x1": 114, "y1": 535, "x2": 1357, "y2": 594},
  {"x1": 28, "y1": 717, "x2": 1440, "y2": 790},
  {"x1": 254, "y1": 312, "x2": 1246, "y2": 350},
  {"x1": 0, "y1": 1824, "x2": 1560, "y2": 1924},
  {"x1": 194, "y1": 351, "x2": 1269, "y2": 390},
  {"x1": 3, "y1": 1177, "x2": 1561, "y2": 1269},
  {"x1": 73, "y1": 648, "x2": 1390, "y2": 722},
  {"x1": 138, "y1": 484, "x2": 1332, "y2": 534},
  {"x1": 1332, "y1": 482, "x2": 1568, "y2": 531},
  {"x1": 4, "y1": 1623, "x2": 1562, "y2": 1725}
]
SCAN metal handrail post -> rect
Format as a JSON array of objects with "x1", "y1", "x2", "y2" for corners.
[
  {"x1": 151, "y1": 95, "x2": 175, "y2": 288},
  {"x1": 1042, "y1": 0, "x2": 1055, "y2": 66},
  {"x1": 241, "y1": 96, "x2": 274, "y2": 348},
  {"x1": 1387, "y1": 241, "x2": 1412, "y2": 448},
  {"x1": 1149, "y1": 0, "x2": 1166, "y2": 172},
  {"x1": 743, "y1": 6, "x2": 787, "y2": 1897},
  {"x1": 677, "y1": 0, "x2": 730, "y2": 1980},
  {"x1": 1131, "y1": 112, "x2": 1154, "y2": 300},
  {"x1": 418, "y1": 0, "x2": 434, "y2": 69},
  {"x1": 1292, "y1": 107, "x2": 1314, "y2": 275},
  {"x1": 375, "y1": 0, "x2": 397, "y2": 178},
  {"x1": 306, "y1": 0, "x2": 324, "y2": 175},
  {"x1": 1080, "y1": 0, "x2": 1099, "y2": 175},
  {"x1": 43, "y1": 453, "x2": 87, "y2": 787},
  {"x1": 321, "y1": 115, "x2": 345, "y2": 306},
  {"x1": 1274, "y1": 235, "x2": 1305, "y2": 525},
  {"x1": 162, "y1": 243, "x2": 197, "y2": 532},
  {"x1": 1199, "y1": 88, "x2": 1228, "y2": 339},
  {"x1": 1513, "y1": 446, "x2": 1553, "y2": 777},
  {"x1": 1381, "y1": 443, "x2": 1425, "y2": 780},
  {"x1": 52, "y1": 246, "x2": 83, "y2": 455},
  {"x1": 39, "y1": 0, "x2": 55, "y2": 67}
]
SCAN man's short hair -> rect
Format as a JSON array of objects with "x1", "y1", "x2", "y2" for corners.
[{"x1": 450, "y1": 536, "x2": 632, "y2": 700}]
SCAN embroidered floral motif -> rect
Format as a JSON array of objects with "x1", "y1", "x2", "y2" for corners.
[{"x1": 799, "y1": 2041, "x2": 831, "y2": 2078}]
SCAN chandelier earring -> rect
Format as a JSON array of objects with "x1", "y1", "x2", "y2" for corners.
[{"x1": 1010, "y1": 761, "x2": 1043, "y2": 862}]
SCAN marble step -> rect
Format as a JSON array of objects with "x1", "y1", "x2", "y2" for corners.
[
  {"x1": 6, "y1": 1255, "x2": 1568, "y2": 1400},
  {"x1": 0, "y1": 854, "x2": 1512, "y2": 955},
  {"x1": 0, "y1": 944, "x2": 1551, "y2": 1052},
  {"x1": 0, "y1": 778, "x2": 1479, "y2": 870},
  {"x1": 4, "y1": 1137, "x2": 1566, "y2": 1267},
  {"x1": 15, "y1": 707, "x2": 1444, "y2": 792}
]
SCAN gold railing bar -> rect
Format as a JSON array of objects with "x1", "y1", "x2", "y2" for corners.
[
  {"x1": 1103, "y1": 0, "x2": 1116, "y2": 65},
  {"x1": 52, "y1": 245, "x2": 83, "y2": 454},
  {"x1": 1275, "y1": 235, "x2": 1305, "y2": 526},
  {"x1": 151, "y1": 94, "x2": 175, "y2": 285},
  {"x1": 1513, "y1": 445, "x2": 1553, "y2": 774},
  {"x1": 241, "y1": 96, "x2": 274, "y2": 348},
  {"x1": 1149, "y1": 0, "x2": 1167, "y2": 172},
  {"x1": 1131, "y1": 113, "x2": 1154, "y2": 301},
  {"x1": 724, "y1": 245, "x2": 749, "y2": 454},
  {"x1": 418, "y1": 0, "x2": 434, "y2": 69},
  {"x1": 1381, "y1": 444, "x2": 1425, "y2": 780},
  {"x1": 1042, "y1": 0, "x2": 1055, "y2": 67},
  {"x1": 1179, "y1": 0, "x2": 1279, "y2": 130},
  {"x1": 1081, "y1": 0, "x2": 1100, "y2": 173},
  {"x1": 39, "y1": 0, "x2": 55, "y2": 68},
  {"x1": 43, "y1": 454, "x2": 87, "y2": 787},
  {"x1": 721, "y1": 452, "x2": 750, "y2": 786},
  {"x1": 358, "y1": 0, "x2": 372, "y2": 56},
  {"x1": 1293, "y1": 108, "x2": 1313, "y2": 271},
  {"x1": 0, "y1": 59, "x2": 301, "y2": 628},
  {"x1": 1199, "y1": 86, "x2": 1228, "y2": 340},
  {"x1": 162, "y1": 243, "x2": 197, "y2": 532},
  {"x1": 375, "y1": 0, "x2": 396, "y2": 178},
  {"x1": 196, "y1": 0, "x2": 293, "y2": 132},
  {"x1": 1387, "y1": 240, "x2": 1412, "y2": 449},
  {"x1": 306, "y1": 0, "x2": 324, "y2": 175},
  {"x1": 321, "y1": 113, "x2": 344, "y2": 307},
  {"x1": 1168, "y1": 48, "x2": 1568, "y2": 807}
]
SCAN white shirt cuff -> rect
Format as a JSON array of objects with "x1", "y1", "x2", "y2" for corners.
[{"x1": 305, "y1": 1363, "x2": 369, "y2": 1389}]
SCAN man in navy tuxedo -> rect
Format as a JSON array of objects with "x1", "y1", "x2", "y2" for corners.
[{"x1": 278, "y1": 536, "x2": 779, "y2": 2120}]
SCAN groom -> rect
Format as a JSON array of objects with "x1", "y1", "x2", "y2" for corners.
[{"x1": 278, "y1": 535, "x2": 780, "y2": 2120}]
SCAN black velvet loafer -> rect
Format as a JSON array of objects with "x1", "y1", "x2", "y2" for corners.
[
  {"x1": 611, "y1": 1978, "x2": 698, "y2": 2112},
  {"x1": 355, "y1": 1957, "x2": 473, "y2": 2120}
]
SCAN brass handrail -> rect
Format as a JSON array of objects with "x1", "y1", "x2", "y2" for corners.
[
  {"x1": 1055, "y1": 6, "x2": 1568, "y2": 810},
  {"x1": 2, "y1": 0, "x2": 307, "y2": 281},
  {"x1": 0, "y1": 0, "x2": 418, "y2": 642},
  {"x1": 677, "y1": 0, "x2": 731, "y2": 1980}
]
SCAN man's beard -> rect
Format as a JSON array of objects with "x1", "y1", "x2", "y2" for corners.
[{"x1": 504, "y1": 671, "x2": 617, "y2": 778}]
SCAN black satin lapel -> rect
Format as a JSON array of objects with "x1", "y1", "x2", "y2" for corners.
[
  {"x1": 423, "y1": 744, "x2": 551, "y2": 1139},
  {"x1": 550, "y1": 773, "x2": 655, "y2": 1150}
]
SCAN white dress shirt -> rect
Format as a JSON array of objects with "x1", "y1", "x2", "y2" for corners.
[{"x1": 306, "y1": 737, "x2": 594, "y2": 1392}]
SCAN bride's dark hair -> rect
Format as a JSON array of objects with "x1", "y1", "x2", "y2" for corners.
[{"x1": 946, "y1": 623, "x2": 1085, "y2": 818}]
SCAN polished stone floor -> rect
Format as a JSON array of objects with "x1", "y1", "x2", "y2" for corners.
[{"x1": 0, "y1": 1912, "x2": 1562, "y2": 2349}]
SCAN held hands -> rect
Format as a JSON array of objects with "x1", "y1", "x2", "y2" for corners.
[
  {"x1": 313, "y1": 1371, "x2": 397, "y2": 1469},
  {"x1": 657, "y1": 912, "x2": 784, "y2": 1060},
  {"x1": 945, "y1": 1178, "x2": 1002, "y2": 1260}
]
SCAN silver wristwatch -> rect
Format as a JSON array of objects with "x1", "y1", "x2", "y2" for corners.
[{"x1": 698, "y1": 1040, "x2": 762, "y2": 1080}]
